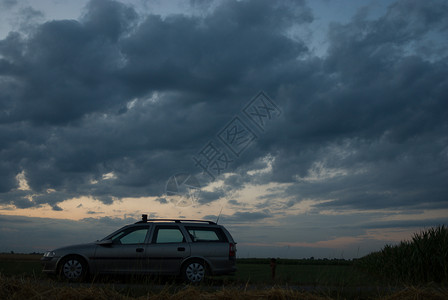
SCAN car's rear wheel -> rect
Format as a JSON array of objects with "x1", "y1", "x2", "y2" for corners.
[
  {"x1": 58, "y1": 256, "x2": 88, "y2": 281},
  {"x1": 182, "y1": 259, "x2": 207, "y2": 284}
]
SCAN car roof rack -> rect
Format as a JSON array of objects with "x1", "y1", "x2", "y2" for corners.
[{"x1": 136, "y1": 214, "x2": 217, "y2": 225}]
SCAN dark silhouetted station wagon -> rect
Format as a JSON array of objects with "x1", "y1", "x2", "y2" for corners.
[{"x1": 41, "y1": 215, "x2": 237, "y2": 283}]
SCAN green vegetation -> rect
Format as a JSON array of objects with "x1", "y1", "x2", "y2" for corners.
[
  {"x1": 0, "y1": 254, "x2": 43, "y2": 277},
  {"x1": 0, "y1": 254, "x2": 375, "y2": 286},
  {"x1": 0, "y1": 275, "x2": 357, "y2": 300},
  {"x1": 237, "y1": 257, "x2": 352, "y2": 265},
  {"x1": 3, "y1": 225, "x2": 448, "y2": 287},
  {"x1": 1, "y1": 242, "x2": 448, "y2": 299},
  {"x1": 223, "y1": 261, "x2": 376, "y2": 286},
  {"x1": 356, "y1": 225, "x2": 448, "y2": 284},
  {"x1": 1, "y1": 225, "x2": 447, "y2": 299},
  {"x1": 1, "y1": 274, "x2": 448, "y2": 300}
]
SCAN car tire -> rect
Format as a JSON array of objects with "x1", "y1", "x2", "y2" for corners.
[
  {"x1": 58, "y1": 255, "x2": 88, "y2": 282},
  {"x1": 182, "y1": 259, "x2": 207, "y2": 284}
]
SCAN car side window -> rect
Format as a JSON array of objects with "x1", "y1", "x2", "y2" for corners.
[
  {"x1": 153, "y1": 226, "x2": 185, "y2": 243},
  {"x1": 111, "y1": 227, "x2": 149, "y2": 245},
  {"x1": 186, "y1": 227, "x2": 226, "y2": 242}
]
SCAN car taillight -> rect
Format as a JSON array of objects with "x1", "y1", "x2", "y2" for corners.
[{"x1": 229, "y1": 243, "x2": 236, "y2": 257}]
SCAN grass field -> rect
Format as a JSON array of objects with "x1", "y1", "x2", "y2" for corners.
[
  {"x1": 222, "y1": 262, "x2": 377, "y2": 286},
  {"x1": 0, "y1": 253, "x2": 375, "y2": 286},
  {"x1": 0, "y1": 254, "x2": 42, "y2": 277},
  {"x1": 1, "y1": 253, "x2": 447, "y2": 299},
  {"x1": 2, "y1": 226, "x2": 446, "y2": 299}
]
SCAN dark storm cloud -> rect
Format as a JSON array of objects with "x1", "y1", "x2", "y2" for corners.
[
  {"x1": 0, "y1": 0, "x2": 447, "y2": 214},
  {"x1": 15, "y1": 6, "x2": 45, "y2": 32},
  {"x1": 227, "y1": 199, "x2": 241, "y2": 206},
  {"x1": 205, "y1": 210, "x2": 271, "y2": 223},
  {"x1": 197, "y1": 188, "x2": 227, "y2": 205},
  {"x1": 0, "y1": 0, "x2": 17, "y2": 10},
  {"x1": 155, "y1": 197, "x2": 167, "y2": 204},
  {"x1": 275, "y1": 2, "x2": 448, "y2": 208},
  {"x1": 0, "y1": 0, "x2": 312, "y2": 209},
  {"x1": 81, "y1": 0, "x2": 138, "y2": 42},
  {"x1": 253, "y1": 0, "x2": 448, "y2": 211},
  {"x1": 360, "y1": 218, "x2": 448, "y2": 230},
  {"x1": 119, "y1": 0, "x2": 310, "y2": 96},
  {"x1": 0, "y1": 214, "x2": 138, "y2": 252}
]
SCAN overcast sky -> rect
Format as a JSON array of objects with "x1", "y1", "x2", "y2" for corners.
[{"x1": 0, "y1": 0, "x2": 447, "y2": 258}]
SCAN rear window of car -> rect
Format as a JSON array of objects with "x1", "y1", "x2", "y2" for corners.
[
  {"x1": 186, "y1": 227, "x2": 227, "y2": 243},
  {"x1": 153, "y1": 226, "x2": 186, "y2": 243}
]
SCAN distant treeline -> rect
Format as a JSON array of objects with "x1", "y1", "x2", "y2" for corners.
[
  {"x1": 0, "y1": 252, "x2": 43, "y2": 255},
  {"x1": 237, "y1": 257, "x2": 353, "y2": 265},
  {"x1": 1, "y1": 253, "x2": 353, "y2": 265}
]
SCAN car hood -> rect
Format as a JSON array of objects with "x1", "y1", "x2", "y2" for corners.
[{"x1": 52, "y1": 242, "x2": 97, "y2": 253}]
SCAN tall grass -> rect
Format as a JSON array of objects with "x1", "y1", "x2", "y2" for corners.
[
  {"x1": 2, "y1": 274, "x2": 448, "y2": 299},
  {"x1": 0, "y1": 274, "x2": 337, "y2": 300},
  {"x1": 356, "y1": 225, "x2": 448, "y2": 284}
]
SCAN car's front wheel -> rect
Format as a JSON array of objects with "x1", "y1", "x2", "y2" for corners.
[
  {"x1": 58, "y1": 256, "x2": 88, "y2": 281},
  {"x1": 182, "y1": 259, "x2": 207, "y2": 283}
]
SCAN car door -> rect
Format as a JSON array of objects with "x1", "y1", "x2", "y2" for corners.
[
  {"x1": 93, "y1": 225, "x2": 150, "y2": 274},
  {"x1": 185, "y1": 226, "x2": 232, "y2": 271},
  {"x1": 145, "y1": 225, "x2": 191, "y2": 274}
]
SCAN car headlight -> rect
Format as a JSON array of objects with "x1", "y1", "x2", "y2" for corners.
[{"x1": 43, "y1": 251, "x2": 56, "y2": 258}]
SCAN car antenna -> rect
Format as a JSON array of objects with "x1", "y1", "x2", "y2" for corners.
[{"x1": 216, "y1": 207, "x2": 223, "y2": 224}]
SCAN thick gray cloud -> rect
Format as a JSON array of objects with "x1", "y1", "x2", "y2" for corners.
[
  {"x1": 264, "y1": 0, "x2": 448, "y2": 211},
  {"x1": 0, "y1": 0, "x2": 17, "y2": 10},
  {"x1": 0, "y1": 0, "x2": 447, "y2": 218},
  {"x1": 205, "y1": 210, "x2": 271, "y2": 223},
  {"x1": 0, "y1": 214, "x2": 138, "y2": 252},
  {"x1": 360, "y1": 218, "x2": 448, "y2": 229}
]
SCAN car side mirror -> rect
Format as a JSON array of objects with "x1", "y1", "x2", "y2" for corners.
[{"x1": 96, "y1": 239, "x2": 113, "y2": 246}]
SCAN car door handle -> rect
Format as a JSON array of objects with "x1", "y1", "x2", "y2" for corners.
[
  {"x1": 177, "y1": 247, "x2": 185, "y2": 252},
  {"x1": 136, "y1": 248, "x2": 144, "y2": 253}
]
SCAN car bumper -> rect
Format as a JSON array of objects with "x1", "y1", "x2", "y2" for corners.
[{"x1": 41, "y1": 256, "x2": 60, "y2": 274}]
